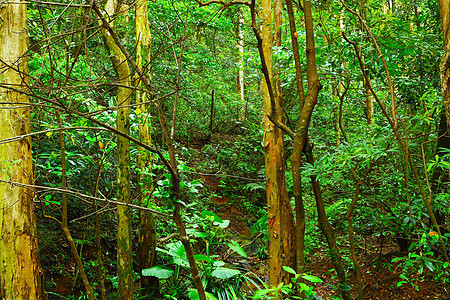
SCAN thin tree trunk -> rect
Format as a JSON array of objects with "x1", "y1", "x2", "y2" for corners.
[
  {"x1": 56, "y1": 113, "x2": 95, "y2": 300},
  {"x1": 261, "y1": 0, "x2": 287, "y2": 286},
  {"x1": 208, "y1": 89, "x2": 215, "y2": 139},
  {"x1": 0, "y1": 1, "x2": 44, "y2": 298},
  {"x1": 101, "y1": 1, "x2": 134, "y2": 297},
  {"x1": 285, "y1": 0, "x2": 306, "y2": 277},
  {"x1": 93, "y1": 163, "x2": 107, "y2": 299},
  {"x1": 170, "y1": 9, "x2": 188, "y2": 140},
  {"x1": 305, "y1": 143, "x2": 351, "y2": 300},
  {"x1": 337, "y1": 86, "x2": 364, "y2": 299},
  {"x1": 237, "y1": 8, "x2": 246, "y2": 122},
  {"x1": 438, "y1": 0, "x2": 450, "y2": 130},
  {"x1": 93, "y1": 4, "x2": 206, "y2": 297},
  {"x1": 136, "y1": 0, "x2": 159, "y2": 296}
]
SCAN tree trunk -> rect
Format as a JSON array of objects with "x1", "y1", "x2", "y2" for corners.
[
  {"x1": 0, "y1": 1, "x2": 44, "y2": 298},
  {"x1": 439, "y1": 1, "x2": 450, "y2": 130},
  {"x1": 102, "y1": 1, "x2": 134, "y2": 298},
  {"x1": 305, "y1": 143, "x2": 351, "y2": 300},
  {"x1": 359, "y1": 1, "x2": 374, "y2": 126},
  {"x1": 92, "y1": 4, "x2": 206, "y2": 297},
  {"x1": 431, "y1": 109, "x2": 450, "y2": 194},
  {"x1": 56, "y1": 113, "x2": 95, "y2": 300},
  {"x1": 136, "y1": 0, "x2": 160, "y2": 297},
  {"x1": 261, "y1": 0, "x2": 296, "y2": 286},
  {"x1": 273, "y1": 0, "x2": 297, "y2": 284},
  {"x1": 237, "y1": 8, "x2": 246, "y2": 122},
  {"x1": 285, "y1": 0, "x2": 306, "y2": 276}
]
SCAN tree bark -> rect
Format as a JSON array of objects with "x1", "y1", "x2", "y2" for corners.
[
  {"x1": 101, "y1": 1, "x2": 134, "y2": 298},
  {"x1": 439, "y1": 1, "x2": 450, "y2": 130},
  {"x1": 0, "y1": 1, "x2": 44, "y2": 299},
  {"x1": 260, "y1": 0, "x2": 296, "y2": 286},
  {"x1": 136, "y1": 0, "x2": 160, "y2": 297},
  {"x1": 285, "y1": 0, "x2": 306, "y2": 277},
  {"x1": 237, "y1": 8, "x2": 246, "y2": 122}
]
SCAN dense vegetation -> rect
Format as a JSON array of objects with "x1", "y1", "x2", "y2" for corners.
[{"x1": 0, "y1": 0, "x2": 449, "y2": 299}]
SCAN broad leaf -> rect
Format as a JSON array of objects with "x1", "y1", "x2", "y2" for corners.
[
  {"x1": 142, "y1": 266, "x2": 174, "y2": 279},
  {"x1": 188, "y1": 289, "x2": 218, "y2": 300},
  {"x1": 201, "y1": 210, "x2": 223, "y2": 223},
  {"x1": 167, "y1": 241, "x2": 189, "y2": 267},
  {"x1": 211, "y1": 267, "x2": 240, "y2": 279},
  {"x1": 301, "y1": 274, "x2": 322, "y2": 283},
  {"x1": 216, "y1": 219, "x2": 230, "y2": 228},
  {"x1": 194, "y1": 254, "x2": 213, "y2": 262},
  {"x1": 282, "y1": 266, "x2": 296, "y2": 275},
  {"x1": 227, "y1": 240, "x2": 247, "y2": 258}
]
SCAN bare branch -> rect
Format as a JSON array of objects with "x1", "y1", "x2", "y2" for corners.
[{"x1": 0, "y1": 179, "x2": 169, "y2": 218}]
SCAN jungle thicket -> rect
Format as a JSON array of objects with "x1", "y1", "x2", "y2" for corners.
[{"x1": 0, "y1": 0, "x2": 449, "y2": 299}]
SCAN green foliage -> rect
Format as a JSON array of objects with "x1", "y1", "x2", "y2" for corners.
[
  {"x1": 393, "y1": 250, "x2": 450, "y2": 290},
  {"x1": 252, "y1": 266, "x2": 322, "y2": 300},
  {"x1": 155, "y1": 228, "x2": 248, "y2": 299},
  {"x1": 22, "y1": 0, "x2": 450, "y2": 298}
]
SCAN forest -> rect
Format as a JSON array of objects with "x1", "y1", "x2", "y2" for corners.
[{"x1": 0, "y1": 0, "x2": 449, "y2": 299}]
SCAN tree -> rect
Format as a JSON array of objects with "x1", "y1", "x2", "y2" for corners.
[
  {"x1": 101, "y1": 1, "x2": 134, "y2": 297},
  {"x1": 237, "y1": 7, "x2": 246, "y2": 122},
  {"x1": 439, "y1": 0, "x2": 450, "y2": 129},
  {"x1": 259, "y1": 0, "x2": 297, "y2": 285},
  {"x1": 0, "y1": 0, "x2": 43, "y2": 298},
  {"x1": 135, "y1": 0, "x2": 160, "y2": 296}
]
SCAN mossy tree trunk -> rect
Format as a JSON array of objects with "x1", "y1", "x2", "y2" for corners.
[
  {"x1": 102, "y1": 1, "x2": 134, "y2": 298},
  {"x1": 0, "y1": 1, "x2": 44, "y2": 298},
  {"x1": 439, "y1": 1, "x2": 450, "y2": 130},
  {"x1": 135, "y1": 0, "x2": 159, "y2": 297}
]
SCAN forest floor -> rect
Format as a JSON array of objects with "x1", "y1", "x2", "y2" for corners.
[
  {"x1": 191, "y1": 135, "x2": 450, "y2": 300},
  {"x1": 205, "y1": 173, "x2": 449, "y2": 299},
  {"x1": 206, "y1": 179, "x2": 449, "y2": 300},
  {"x1": 39, "y1": 134, "x2": 450, "y2": 299}
]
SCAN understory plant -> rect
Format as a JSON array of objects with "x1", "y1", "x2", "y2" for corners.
[
  {"x1": 143, "y1": 210, "x2": 248, "y2": 299},
  {"x1": 251, "y1": 266, "x2": 322, "y2": 300}
]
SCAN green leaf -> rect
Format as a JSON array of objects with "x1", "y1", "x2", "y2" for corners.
[
  {"x1": 339, "y1": 283, "x2": 351, "y2": 291},
  {"x1": 211, "y1": 267, "x2": 240, "y2": 279},
  {"x1": 227, "y1": 240, "x2": 247, "y2": 258},
  {"x1": 166, "y1": 241, "x2": 189, "y2": 267},
  {"x1": 216, "y1": 219, "x2": 230, "y2": 229},
  {"x1": 201, "y1": 210, "x2": 223, "y2": 223},
  {"x1": 425, "y1": 261, "x2": 434, "y2": 272},
  {"x1": 142, "y1": 266, "x2": 174, "y2": 279},
  {"x1": 282, "y1": 266, "x2": 296, "y2": 275},
  {"x1": 397, "y1": 280, "x2": 406, "y2": 287},
  {"x1": 186, "y1": 229, "x2": 208, "y2": 238},
  {"x1": 49, "y1": 200, "x2": 61, "y2": 206},
  {"x1": 213, "y1": 260, "x2": 225, "y2": 267},
  {"x1": 194, "y1": 254, "x2": 213, "y2": 262},
  {"x1": 301, "y1": 274, "x2": 322, "y2": 283},
  {"x1": 188, "y1": 289, "x2": 218, "y2": 300}
]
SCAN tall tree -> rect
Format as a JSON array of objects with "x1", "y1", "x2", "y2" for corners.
[
  {"x1": 0, "y1": 0, "x2": 44, "y2": 298},
  {"x1": 259, "y1": 0, "x2": 297, "y2": 285},
  {"x1": 101, "y1": 1, "x2": 134, "y2": 298},
  {"x1": 439, "y1": 0, "x2": 450, "y2": 129},
  {"x1": 135, "y1": 0, "x2": 159, "y2": 297},
  {"x1": 237, "y1": 8, "x2": 246, "y2": 122}
]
